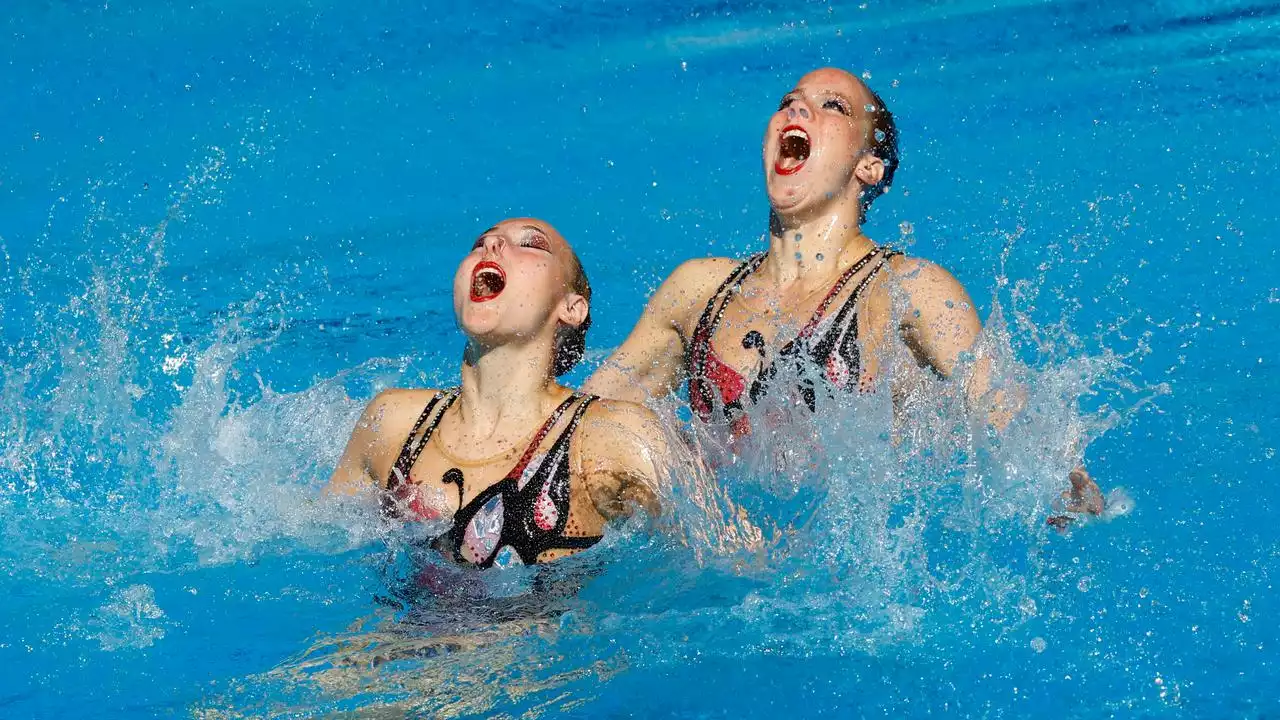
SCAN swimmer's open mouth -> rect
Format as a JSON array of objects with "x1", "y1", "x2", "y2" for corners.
[
  {"x1": 470, "y1": 261, "x2": 506, "y2": 302},
  {"x1": 775, "y1": 125, "x2": 811, "y2": 176}
]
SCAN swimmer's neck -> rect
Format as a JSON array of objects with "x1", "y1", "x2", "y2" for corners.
[
  {"x1": 457, "y1": 340, "x2": 561, "y2": 435},
  {"x1": 763, "y1": 207, "x2": 875, "y2": 288}
]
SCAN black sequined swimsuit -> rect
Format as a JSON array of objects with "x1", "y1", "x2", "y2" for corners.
[
  {"x1": 686, "y1": 246, "x2": 897, "y2": 434},
  {"x1": 384, "y1": 390, "x2": 602, "y2": 568}
]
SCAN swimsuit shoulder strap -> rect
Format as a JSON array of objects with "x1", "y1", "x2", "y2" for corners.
[
  {"x1": 385, "y1": 388, "x2": 459, "y2": 491},
  {"x1": 504, "y1": 392, "x2": 587, "y2": 481},
  {"x1": 807, "y1": 249, "x2": 899, "y2": 360},
  {"x1": 830, "y1": 248, "x2": 899, "y2": 318},
  {"x1": 796, "y1": 246, "x2": 884, "y2": 338},
  {"x1": 689, "y1": 254, "x2": 766, "y2": 372},
  {"x1": 547, "y1": 392, "x2": 598, "y2": 454}
]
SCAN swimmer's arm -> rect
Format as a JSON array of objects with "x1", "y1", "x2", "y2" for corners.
[
  {"x1": 898, "y1": 260, "x2": 1104, "y2": 520},
  {"x1": 895, "y1": 258, "x2": 1021, "y2": 429},
  {"x1": 574, "y1": 401, "x2": 671, "y2": 521},
  {"x1": 584, "y1": 260, "x2": 712, "y2": 404}
]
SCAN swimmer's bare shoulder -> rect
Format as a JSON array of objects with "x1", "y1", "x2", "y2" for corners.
[
  {"x1": 572, "y1": 397, "x2": 672, "y2": 520},
  {"x1": 585, "y1": 255, "x2": 742, "y2": 403},
  {"x1": 326, "y1": 387, "x2": 441, "y2": 495},
  {"x1": 856, "y1": 253, "x2": 982, "y2": 379},
  {"x1": 669, "y1": 255, "x2": 745, "y2": 327}
]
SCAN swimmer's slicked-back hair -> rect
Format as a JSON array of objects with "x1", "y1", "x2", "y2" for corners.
[
  {"x1": 553, "y1": 248, "x2": 591, "y2": 377},
  {"x1": 860, "y1": 83, "x2": 898, "y2": 220}
]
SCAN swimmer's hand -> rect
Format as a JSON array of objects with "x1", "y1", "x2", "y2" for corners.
[{"x1": 1046, "y1": 467, "x2": 1105, "y2": 530}]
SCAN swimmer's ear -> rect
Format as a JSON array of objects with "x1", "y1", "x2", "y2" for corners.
[
  {"x1": 854, "y1": 152, "x2": 885, "y2": 189},
  {"x1": 559, "y1": 292, "x2": 589, "y2": 329}
]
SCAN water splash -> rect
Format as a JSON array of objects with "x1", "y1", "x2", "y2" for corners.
[
  {"x1": 682, "y1": 269, "x2": 1154, "y2": 645},
  {"x1": 2, "y1": 132, "x2": 1161, "y2": 716},
  {"x1": 89, "y1": 584, "x2": 170, "y2": 652},
  {"x1": 206, "y1": 250, "x2": 1163, "y2": 716},
  {"x1": 0, "y1": 136, "x2": 386, "y2": 588}
]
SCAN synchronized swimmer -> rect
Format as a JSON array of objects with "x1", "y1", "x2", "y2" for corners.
[
  {"x1": 328, "y1": 218, "x2": 668, "y2": 568},
  {"x1": 585, "y1": 67, "x2": 1104, "y2": 521},
  {"x1": 330, "y1": 67, "x2": 1105, "y2": 571}
]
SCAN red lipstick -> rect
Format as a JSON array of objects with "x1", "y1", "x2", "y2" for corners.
[
  {"x1": 469, "y1": 260, "x2": 507, "y2": 303},
  {"x1": 774, "y1": 124, "x2": 811, "y2": 176}
]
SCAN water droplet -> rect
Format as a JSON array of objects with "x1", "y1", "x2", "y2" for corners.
[
  {"x1": 861, "y1": 70, "x2": 872, "y2": 80},
  {"x1": 864, "y1": 103, "x2": 876, "y2": 112},
  {"x1": 795, "y1": 252, "x2": 803, "y2": 261},
  {"x1": 795, "y1": 233, "x2": 803, "y2": 241},
  {"x1": 1030, "y1": 637, "x2": 1047, "y2": 653},
  {"x1": 1018, "y1": 596, "x2": 1037, "y2": 616},
  {"x1": 944, "y1": 300, "x2": 955, "y2": 309},
  {"x1": 874, "y1": 129, "x2": 886, "y2": 142},
  {"x1": 815, "y1": 253, "x2": 824, "y2": 261},
  {"x1": 1077, "y1": 576, "x2": 1092, "y2": 592}
]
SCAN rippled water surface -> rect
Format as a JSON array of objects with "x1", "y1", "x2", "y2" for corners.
[{"x1": 2, "y1": 1, "x2": 1278, "y2": 717}]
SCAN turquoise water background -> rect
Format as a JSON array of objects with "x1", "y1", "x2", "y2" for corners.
[{"x1": 2, "y1": 1, "x2": 1278, "y2": 716}]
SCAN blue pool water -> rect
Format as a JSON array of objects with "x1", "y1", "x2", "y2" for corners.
[{"x1": 2, "y1": 1, "x2": 1278, "y2": 716}]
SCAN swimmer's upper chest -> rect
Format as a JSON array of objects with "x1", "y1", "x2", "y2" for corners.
[
  {"x1": 390, "y1": 438, "x2": 606, "y2": 536},
  {"x1": 687, "y1": 271, "x2": 895, "y2": 380}
]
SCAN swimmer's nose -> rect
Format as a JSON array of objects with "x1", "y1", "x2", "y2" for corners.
[
  {"x1": 786, "y1": 99, "x2": 812, "y2": 121},
  {"x1": 481, "y1": 233, "x2": 508, "y2": 255}
]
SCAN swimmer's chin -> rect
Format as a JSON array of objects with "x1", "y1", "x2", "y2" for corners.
[
  {"x1": 455, "y1": 309, "x2": 507, "y2": 339},
  {"x1": 766, "y1": 185, "x2": 812, "y2": 215}
]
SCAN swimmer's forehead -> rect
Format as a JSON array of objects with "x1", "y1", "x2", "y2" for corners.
[
  {"x1": 479, "y1": 218, "x2": 567, "y2": 247},
  {"x1": 789, "y1": 68, "x2": 872, "y2": 104}
]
